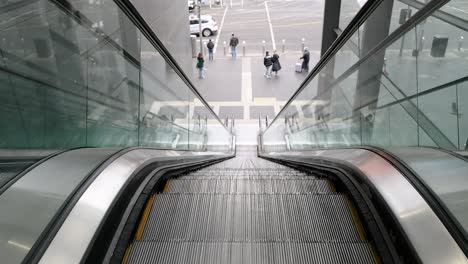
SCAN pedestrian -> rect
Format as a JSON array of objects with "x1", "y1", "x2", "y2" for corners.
[
  {"x1": 207, "y1": 39, "x2": 214, "y2": 61},
  {"x1": 271, "y1": 50, "x2": 281, "y2": 76},
  {"x1": 263, "y1": 51, "x2": 273, "y2": 79},
  {"x1": 229, "y1": 33, "x2": 239, "y2": 58},
  {"x1": 196, "y1": 52, "x2": 205, "y2": 79},
  {"x1": 300, "y1": 47, "x2": 310, "y2": 72}
]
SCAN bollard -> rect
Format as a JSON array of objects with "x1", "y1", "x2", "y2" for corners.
[
  {"x1": 301, "y1": 37, "x2": 305, "y2": 51},
  {"x1": 223, "y1": 41, "x2": 226, "y2": 56},
  {"x1": 282, "y1": 39, "x2": 285, "y2": 53},
  {"x1": 459, "y1": 36, "x2": 464, "y2": 51},
  {"x1": 262, "y1": 40, "x2": 266, "y2": 55},
  {"x1": 242, "y1": 41, "x2": 246, "y2": 56}
]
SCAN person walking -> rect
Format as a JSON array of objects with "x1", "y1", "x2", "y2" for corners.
[
  {"x1": 207, "y1": 39, "x2": 214, "y2": 61},
  {"x1": 196, "y1": 53, "x2": 205, "y2": 79},
  {"x1": 300, "y1": 47, "x2": 310, "y2": 72},
  {"x1": 263, "y1": 51, "x2": 273, "y2": 79},
  {"x1": 271, "y1": 50, "x2": 281, "y2": 76},
  {"x1": 229, "y1": 33, "x2": 239, "y2": 58}
]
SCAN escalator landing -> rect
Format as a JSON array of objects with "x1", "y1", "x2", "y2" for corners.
[{"x1": 126, "y1": 147, "x2": 378, "y2": 263}]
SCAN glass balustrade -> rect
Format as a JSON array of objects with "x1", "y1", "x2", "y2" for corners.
[
  {"x1": 0, "y1": 0, "x2": 232, "y2": 152},
  {"x1": 263, "y1": 0, "x2": 468, "y2": 153}
]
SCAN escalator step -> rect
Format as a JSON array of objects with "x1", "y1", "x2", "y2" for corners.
[
  {"x1": 167, "y1": 179, "x2": 332, "y2": 194},
  {"x1": 140, "y1": 194, "x2": 360, "y2": 242},
  {"x1": 127, "y1": 241, "x2": 377, "y2": 264}
]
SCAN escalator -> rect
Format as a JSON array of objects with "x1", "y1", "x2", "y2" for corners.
[{"x1": 124, "y1": 147, "x2": 379, "y2": 263}]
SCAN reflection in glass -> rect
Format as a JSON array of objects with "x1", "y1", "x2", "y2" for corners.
[
  {"x1": 263, "y1": 1, "x2": 468, "y2": 152},
  {"x1": 0, "y1": 0, "x2": 231, "y2": 151}
]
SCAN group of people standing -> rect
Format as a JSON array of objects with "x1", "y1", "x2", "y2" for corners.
[
  {"x1": 263, "y1": 47, "x2": 310, "y2": 79},
  {"x1": 196, "y1": 32, "x2": 310, "y2": 80},
  {"x1": 263, "y1": 51, "x2": 281, "y2": 79},
  {"x1": 196, "y1": 33, "x2": 239, "y2": 79}
]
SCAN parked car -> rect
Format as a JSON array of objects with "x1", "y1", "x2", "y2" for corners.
[{"x1": 189, "y1": 15, "x2": 218, "y2": 37}]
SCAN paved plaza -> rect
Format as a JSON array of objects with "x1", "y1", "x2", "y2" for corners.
[
  {"x1": 159, "y1": 0, "x2": 468, "y2": 144},
  {"x1": 186, "y1": 0, "x2": 468, "y2": 123}
]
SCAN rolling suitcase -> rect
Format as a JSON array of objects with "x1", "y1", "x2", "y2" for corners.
[{"x1": 295, "y1": 62, "x2": 302, "y2": 73}]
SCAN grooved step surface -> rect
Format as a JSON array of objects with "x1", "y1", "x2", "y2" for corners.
[
  {"x1": 128, "y1": 241, "x2": 377, "y2": 264},
  {"x1": 141, "y1": 194, "x2": 360, "y2": 242},
  {"x1": 127, "y1": 150, "x2": 377, "y2": 264},
  {"x1": 167, "y1": 179, "x2": 331, "y2": 194},
  {"x1": 180, "y1": 170, "x2": 313, "y2": 180}
]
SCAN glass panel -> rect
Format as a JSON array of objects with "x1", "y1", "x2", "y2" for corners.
[
  {"x1": 263, "y1": 1, "x2": 468, "y2": 151},
  {"x1": 0, "y1": 0, "x2": 230, "y2": 151}
]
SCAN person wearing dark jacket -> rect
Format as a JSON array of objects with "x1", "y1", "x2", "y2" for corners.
[
  {"x1": 229, "y1": 33, "x2": 239, "y2": 58},
  {"x1": 263, "y1": 51, "x2": 273, "y2": 79},
  {"x1": 207, "y1": 39, "x2": 214, "y2": 61},
  {"x1": 300, "y1": 47, "x2": 310, "y2": 72},
  {"x1": 271, "y1": 50, "x2": 281, "y2": 76},
  {"x1": 196, "y1": 53, "x2": 205, "y2": 79}
]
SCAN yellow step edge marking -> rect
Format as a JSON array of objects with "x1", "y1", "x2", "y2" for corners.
[
  {"x1": 135, "y1": 193, "x2": 156, "y2": 240},
  {"x1": 163, "y1": 180, "x2": 171, "y2": 192},
  {"x1": 328, "y1": 181, "x2": 336, "y2": 192},
  {"x1": 344, "y1": 195, "x2": 367, "y2": 241},
  {"x1": 121, "y1": 244, "x2": 132, "y2": 264}
]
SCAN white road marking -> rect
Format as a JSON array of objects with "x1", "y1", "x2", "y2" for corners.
[
  {"x1": 242, "y1": 57, "x2": 253, "y2": 119},
  {"x1": 264, "y1": 1, "x2": 277, "y2": 51},
  {"x1": 214, "y1": 6, "x2": 229, "y2": 54}
]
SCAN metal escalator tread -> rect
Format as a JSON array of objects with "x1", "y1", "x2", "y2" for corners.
[
  {"x1": 167, "y1": 179, "x2": 332, "y2": 194},
  {"x1": 127, "y1": 152, "x2": 378, "y2": 264},
  {"x1": 128, "y1": 241, "x2": 376, "y2": 264},
  {"x1": 140, "y1": 194, "x2": 360, "y2": 242}
]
